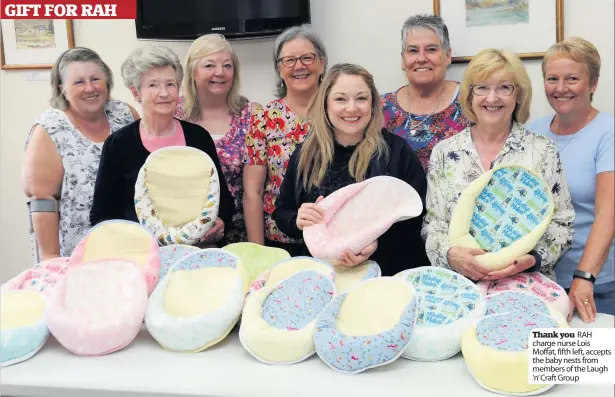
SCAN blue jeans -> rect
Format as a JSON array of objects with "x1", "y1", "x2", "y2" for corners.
[{"x1": 567, "y1": 281, "x2": 614, "y2": 315}]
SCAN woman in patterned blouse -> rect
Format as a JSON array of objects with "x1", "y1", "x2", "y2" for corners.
[
  {"x1": 382, "y1": 14, "x2": 470, "y2": 171},
  {"x1": 22, "y1": 47, "x2": 138, "y2": 260},
  {"x1": 176, "y1": 34, "x2": 260, "y2": 244},
  {"x1": 243, "y1": 25, "x2": 328, "y2": 255},
  {"x1": 422, "y1": 48, "x2": 575, "y2": 282}
]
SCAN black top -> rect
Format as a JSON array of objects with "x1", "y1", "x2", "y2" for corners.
[
  {"x1": 273, "y1": 129, "x2": 430, "y2": 276},
  {"x1": 89, "y1": 118, "x2": 234, "y2": 235}
]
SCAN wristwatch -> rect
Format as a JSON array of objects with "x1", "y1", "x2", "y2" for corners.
[{"x1": 573, "y1": 270, "x2": 596, "y2": 284}]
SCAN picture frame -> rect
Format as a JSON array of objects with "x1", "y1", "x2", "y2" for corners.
[
  {"x1": 434, "y1": 0, "x2": 564, "y2": 63},
  {"x1": 1, "y1": 20, "x2": 75, "y2": 70}
]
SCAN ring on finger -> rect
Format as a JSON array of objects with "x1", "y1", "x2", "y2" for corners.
[{"x1": 582, "y1": 299, "x2": 590, "y2": 306}]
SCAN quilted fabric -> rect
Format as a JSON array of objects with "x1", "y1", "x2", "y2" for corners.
[
  {"x1": 303, "y1": 176, "x2": 423, "y2": 262},
  {"x1": 449, "y1": 165, "x2": 555, "y2": 270},
  {"x1": 313, "y1": 277, "x2": 418, "y2": 374},
  {"x1": 134, "y1": 146, "x2": 220, "y2": 246},
  {"x1": 223, "y1": 242, "x2": 290, "y2": 294},
  {"x1": 1, "y1": 257, "x2": 70, "y2": 297},
  {"x1": 45, "y1": 260, "x2": 148, "y2": 356},
  {"x1": 158, "y1": 244, "x2": 200, "y2": 282},
  {"x1": 394, "y1": 267, "x2": 486, "y2": 361},
  {"x1": 70, "y1": 220, "x2": 160, "y2": 294},
  {"x1": 477, "y1": 272, "x2": 569, "y2": 318},
  {"x1": 333, "y1": 260, "x2": 381, "y2": 295},
  {"x1": 239, "y1": 269, "x2": 336, "y2": 364},
  {"x1": 0, "y1": 290, "x2": 49, "y2": 367},
  {"x1": 145, "y1": 249, "x2": 244, "y2": 352}
]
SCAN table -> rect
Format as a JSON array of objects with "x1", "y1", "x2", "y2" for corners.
[{"x1": 1, "y1": 314, "x2": 613, "y2": 397}]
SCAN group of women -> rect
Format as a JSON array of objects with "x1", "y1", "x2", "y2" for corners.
[{"x1": 21, "y1": 14, "x2": 613, "y2": 323}]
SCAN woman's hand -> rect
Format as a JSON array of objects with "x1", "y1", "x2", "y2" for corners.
[
  {"x1": 296, "y1": 196, "x2": 325, "y2": 230},
  {"x1": 567, "y1": 277, "x2": 597, "y2": 323},
  {"x1": 447, "y1": 247, "x2": 491, "y2": 280},
  {"x1": 338, "y1": 241, "x2": 378, "y2": 267},
  {"x1": 482, "y1": 254, "x2": 536, "y2": 281},
  {"x1": 200, "y1": 218, "x2": 225, "y2": 244}
]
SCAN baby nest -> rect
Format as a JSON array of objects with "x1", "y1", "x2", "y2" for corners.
[
  {"x1": 158, "y1": 244, "x2": 200, "y2": 282},
  {"x1": 484, "y1": 290, "x2": 566, "y2": 324},
  {"x1": 134, "y1": 146, "x2": 220, "y2": 246},
  {"x1": 1, "y1": 257, "x2": 71, "y2": 297},
  {"x1": 449, "y1": 165, "x2": 554, "y2": 270},
  {"x1": 333, "y1": 260, "x2": 381, "y2": 295}
]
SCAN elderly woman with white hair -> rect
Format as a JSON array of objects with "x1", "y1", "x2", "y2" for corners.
[{"x1": 90, "y1": 44, "x2": 234, "y2": 245}]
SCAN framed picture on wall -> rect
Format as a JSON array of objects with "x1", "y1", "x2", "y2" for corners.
[
  {"x1": 1, "y1": 20, "x2": 75, "y2": 70},
  {"x1": 434, "y1": 0, "x2": 564, "y2": 63}
]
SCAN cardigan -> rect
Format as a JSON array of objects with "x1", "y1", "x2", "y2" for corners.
[
  {"x1": 89, "y1": 118, "x2": 234, "y2": 234},
  {"x1": 273, "y1": 128, "x2": 430, "y2": 276}
]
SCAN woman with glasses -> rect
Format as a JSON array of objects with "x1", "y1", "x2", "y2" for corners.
[
  {"x1": 422, "y1": 48, "x2": 574, "y2": 282},
  {"x1": 528, "y1": 37, "x2": 614, "y2": 322},
  {"x1": 381, "y1": 14, "x2": 470, "y2": 171},
  {"x1": 243, "y1": 25, "x2": 327, "y2": 255}
]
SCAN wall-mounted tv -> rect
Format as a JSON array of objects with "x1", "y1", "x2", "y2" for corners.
[{"x1": 136, "y1": 0, "x2": 311, "y2": 40}]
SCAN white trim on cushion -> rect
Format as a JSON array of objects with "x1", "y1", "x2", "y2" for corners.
[{"x1": 135, "y1": 146, "x2": 220, "y2": 246}]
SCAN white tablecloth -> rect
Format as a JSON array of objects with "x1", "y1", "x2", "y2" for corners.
[{"x1": 1, "y1": 314, "x2": 612, "y2": 397}]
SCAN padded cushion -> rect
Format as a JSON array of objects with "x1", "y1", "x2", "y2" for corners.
[
  {"x1": 484, "y1": 290, "x2": 565, "y2": 324},
  {"x1": 394, "y1": 267, "x2": 486, "y2": 361},
  {"x1": 70, "y1": 220, "x2": 160, "y2": 294},
  {"x1": 462, "y1": 311, "x2": 566, "y2": 395},
  {"x1": 449, "y1": 165, "x2": 554, "y2": 270},
  {"x1": 477, "y1": 272, "x2": 569, "y2": 318},
  {"x1": 145, "y1": 249, "x2": 244, "y2": 352},
  {"x1": 45, "y1": 260, "x2": 148, "y2": 356},
  {"x1": 303, "y1": 176, "x2": 423, "y2": 262},
  {"x1": 223, "y1": 242, "x2": 291, "y2": 295},
  {"x1": 134, "y1": 146, "x2": 220, "y2": 246},
  {"x1": 1, "y1": 257, "x2": 70, "y2": 297},
  {"x1": 158, "y1": 244, "x2": 200, "y2": 281},
  {"x1": 0, "y1": 290, "x2": 49, "y2": 367},
  {"x1": 314, "y1": 277, "x2": 418, "y2": 374},
  {"x1": 333, "y1": 260, "x2": 381, "y2": 295},
  {"x1": 240, "y1": 269, "x2": 336, "y2": 364}
]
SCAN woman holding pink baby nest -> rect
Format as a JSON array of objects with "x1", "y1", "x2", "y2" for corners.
[{"x1": 273, "y1": 63, "x2": 429, "y2": 276}]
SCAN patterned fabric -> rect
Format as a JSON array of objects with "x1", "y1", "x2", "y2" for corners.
[
  {"x1": 173, "y1": 249, "x2": 238, "y2": 271},
  {"x1": 244, "y1": 99, "x2": 309, "y2": 243},
  {"x1": 158, "y1": 245, "x2": 200, "y2": 281},
  {"x1": 422, "y1": 122, "x2": 575, "y2": 280},
  {"x1": 1, "y1": 257, "x2": 70, "y2": 297},
  {"x1": 476, "y1": 311, "x2": 557, "y2": 351},
  {"x1": 176, "y1": 99, "x2": 253, "y2": 244},
  {"x1": 381, "y1": 86, "x2": 470, "y2": 171},
  {"x1": 470, "y1": 167, "x2": 553, "y2": 252},
  {"x1": 485, "y1": 291, "x2": 550, "y2": 316},
  {"x1": 262, "y1": 270, "x2": 334, "y2": 330},
  {"x1": 26, "y1": 101, "x2": 135, "y2": 257}
]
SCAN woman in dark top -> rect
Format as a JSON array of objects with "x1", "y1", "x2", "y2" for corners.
[
  {"x1": 90, "y1": 44, "x2": 233, "y2": 245},
  {"x1": 273, "y1": 63, "x2": 429, "y2": 276}
]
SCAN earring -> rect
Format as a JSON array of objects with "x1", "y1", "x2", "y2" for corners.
[{"x1": 318, "y1": 74, "x2": 323, "y2": 84}]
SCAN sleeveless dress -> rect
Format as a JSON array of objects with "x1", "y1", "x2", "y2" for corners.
[{"x1": 26, "y1": 100, "x2": 134, "y2": 257}]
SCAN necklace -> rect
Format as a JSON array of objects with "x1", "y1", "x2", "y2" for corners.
[
  {"x1": 405, "y1": 84, "x2": 446, "y2": 136},
  {"x1": 552, "y1": 111, "x2": 592, "y2": 154},
  {"x1": 140, "y1": 118, "x2": 177, "y2": 140}
]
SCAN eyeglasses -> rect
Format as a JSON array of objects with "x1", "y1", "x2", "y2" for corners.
[
  {"x1": 278, "y1": 53, "x2": 317, "y2": 68},
  {"x1": 471, "y1": 84, "x2": 516, "y2": 96}
]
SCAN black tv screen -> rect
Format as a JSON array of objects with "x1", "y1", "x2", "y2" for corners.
[{"x1": 136, "y1": 0, "x2": 311, "y2": 40}]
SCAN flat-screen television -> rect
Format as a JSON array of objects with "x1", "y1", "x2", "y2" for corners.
[{"x1": 136, "y1": 0, "x2": 311, "y2": 40}]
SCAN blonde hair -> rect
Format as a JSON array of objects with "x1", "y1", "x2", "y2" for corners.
[
  {"x1": 459, "y1": 48, "x2": 532, "y2": 124},
  {"x1": 298, "y1": 63, "x2": 388, "y2": 190},
  {"x1": 182, "y1": 34, "x2": 247, "y2": 121},
  {"x1": 542, "y1": 36, "x2": 601, "y2": 101}
]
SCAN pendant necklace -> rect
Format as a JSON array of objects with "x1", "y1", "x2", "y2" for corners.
[
  {"x1": 552, "y1": 111, "x2": 591, "y2": 154},
  {"x1": 405, "y1": 84, "x2": 446, "y2": 136}
]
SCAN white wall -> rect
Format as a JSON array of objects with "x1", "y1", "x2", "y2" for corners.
[{"x1": 0, "y1": 0, "x2": 613, "y2": 282}]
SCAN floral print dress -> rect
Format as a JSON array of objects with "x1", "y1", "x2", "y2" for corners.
[
  {"x1": 26, "y1": 100, "x2": 135, "y2": 257},
  {"x1": 421, "y1": 122, "x2": 575, "y2": 280},
  {"x1": 244, "y1": 98, "x2": 309, "y2": 243}
]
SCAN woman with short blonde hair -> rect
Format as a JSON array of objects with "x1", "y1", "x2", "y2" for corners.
[
  {"x1": 528, "y1": 37, "x2": 614, "y2": 322},
  {"x1": 423, "y1": 48, "x2": 574, "y2": 283}
]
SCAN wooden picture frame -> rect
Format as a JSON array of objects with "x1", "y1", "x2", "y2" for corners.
[
  {"x1": 1, "y1": 20, "x2": 75, "y2": 70},
  {"x1": 434, "y1": 0, "x2": 563, "y2": 63}
]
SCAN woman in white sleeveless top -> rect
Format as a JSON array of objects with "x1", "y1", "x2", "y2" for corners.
[{"x1": 21, "y1": 47, "x2": 139, "y2": 259}]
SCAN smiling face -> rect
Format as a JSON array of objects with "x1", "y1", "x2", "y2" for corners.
[
  {"x1": 137, "y1": 65, "x2": 180, "y2": 117},
  {"x1": 278, "y1": 38, "x2": 325, "y2": 96},
  {"x1": 402, "y1": 28, "x2": 451, "y2": 87},
  {"x1": 471, "y1": 70, "x2": 518, "y2": 127},
  {"x1": 193, "y1": 50, "x2": 234, "y2": 98},
  {"x1": 326, "y1": 74, "x2": 372, "y2": 144},
  {"x1": 543, "y1": 56, "x2": 596, "y2": 117},
  {"x1": 62, "y1": 61, "x2": 108, "y2": 114}
]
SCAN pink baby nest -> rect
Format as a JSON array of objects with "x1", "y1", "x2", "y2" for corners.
[
  {"x1": 45, "y1": 260, "x2": 148, "y2": 356},
  {"x1": 303, "y1": 176, "x2": 423, "y2": 262},
  {"x1": 1, "y1": 257, "x2": 71, "y2": 297},
  {"x1": 476, "y1": 272, "x2": 569, "y2": 318}
]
